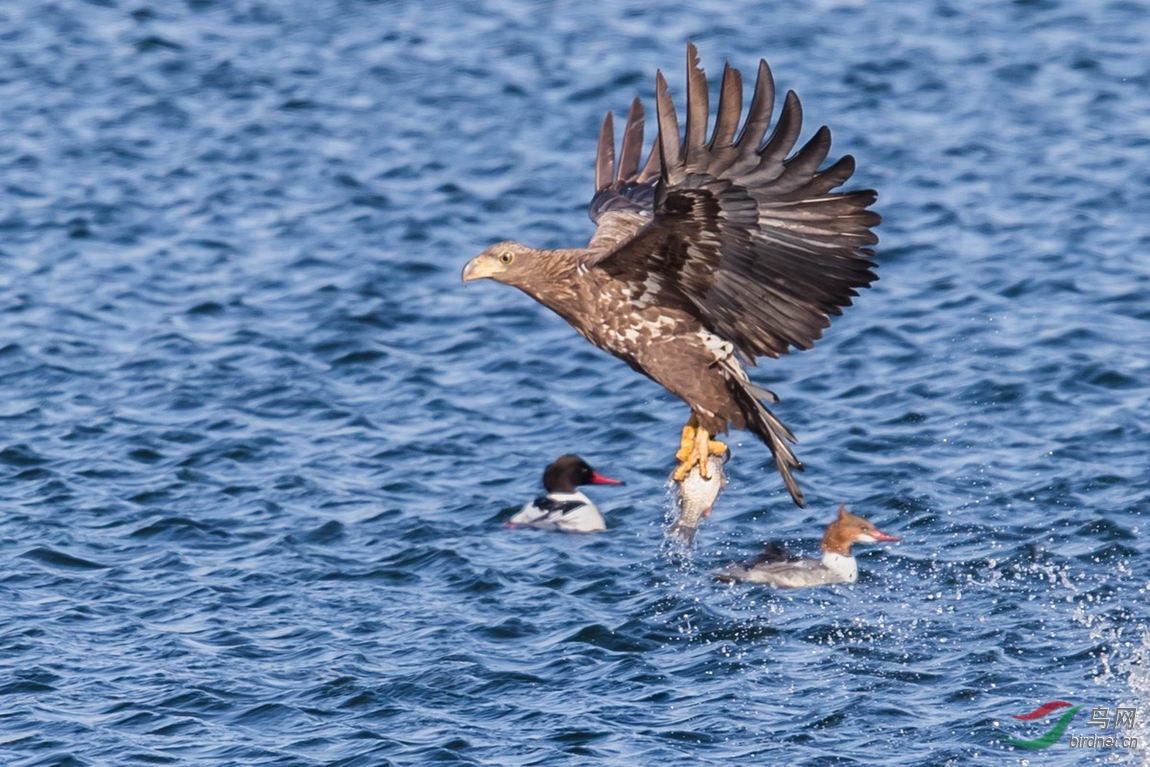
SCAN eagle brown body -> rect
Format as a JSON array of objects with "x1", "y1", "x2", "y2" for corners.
[{"x1": 462, "y1": 45, "x2": 880, "y2": 507}]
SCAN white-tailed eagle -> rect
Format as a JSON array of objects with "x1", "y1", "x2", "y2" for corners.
[{"x1": 462, "y1": 44, "x2": 879, "y2": 507}]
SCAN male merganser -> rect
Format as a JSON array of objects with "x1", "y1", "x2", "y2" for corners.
[
  {"x1": 714, "y1": 505, "x2": 900, "y2": 588},
  {"x1": 507, "y1": 455, "x2": 623, "y2": 533}
]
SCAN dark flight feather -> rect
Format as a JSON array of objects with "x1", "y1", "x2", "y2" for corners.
[{"x1": 588, "y1": 44, "x2": 879, "y2": 363}]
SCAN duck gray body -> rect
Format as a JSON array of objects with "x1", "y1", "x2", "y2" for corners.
[{"x1": 714, "y1": 506, "x2": 900, "y2": 589}]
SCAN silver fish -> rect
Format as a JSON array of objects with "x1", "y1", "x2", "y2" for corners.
[{"x1": 666, "y1": 454, "x2": 727, "y2": 545}]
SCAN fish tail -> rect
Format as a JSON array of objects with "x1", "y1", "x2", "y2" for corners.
[{"x1": 667, "y1": 519, "x2": 698, "y2": 545}]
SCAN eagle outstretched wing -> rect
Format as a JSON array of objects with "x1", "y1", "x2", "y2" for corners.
[{"x1": 586, "y1": 43, "x2": 880, "y2": 362}]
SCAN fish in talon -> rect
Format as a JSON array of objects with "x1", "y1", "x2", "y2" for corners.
[
  {"x1": 507, "y1": 455, "x2": 623, "y2": 533},
  {"x1": 667, "y1": 452, "x2": 728, "y2": 545},
  {"x1": 714, "y1": 505, "x2": 900, "y2": 588}
]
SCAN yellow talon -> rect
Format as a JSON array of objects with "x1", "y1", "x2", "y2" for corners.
[
  {"x1": 675, "y1": 423, "x2": 696, "y2": 463},
  {"x1": 672, "y1": 416, "x2": 728, "y2": 482}
]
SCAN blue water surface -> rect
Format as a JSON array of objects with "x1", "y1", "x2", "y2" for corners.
[{"x1": 1, "y1": 0, "x2": 1149, "y2": 765}]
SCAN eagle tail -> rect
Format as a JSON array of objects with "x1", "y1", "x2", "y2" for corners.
[{"x1": 723, "y1": 366, "x2": 805, "y2": 507}]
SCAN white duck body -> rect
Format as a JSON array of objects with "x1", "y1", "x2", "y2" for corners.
[{"x1": 508, "y1": 491, "x2": 605, "y2": 533}]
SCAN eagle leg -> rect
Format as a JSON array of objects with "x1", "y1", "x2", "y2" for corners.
[{"x1": 672, "y1": 414, "x2": 728, "y2": 482}]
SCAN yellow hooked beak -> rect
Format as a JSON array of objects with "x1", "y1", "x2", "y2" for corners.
[{"x1": 461, "y1": 255, "x2": 499, "y2": 283}]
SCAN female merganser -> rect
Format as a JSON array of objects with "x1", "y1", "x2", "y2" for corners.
[
  {"x1": 714, "y1": 505, "x2": 900, "y2": 588},
  {"x1": 507, "y1": 455, "x2": 624, "y2": 533}
]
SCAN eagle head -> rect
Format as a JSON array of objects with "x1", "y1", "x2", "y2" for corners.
[{"x1": 461, "y1": 241, "x2": 537, "y2": 287}]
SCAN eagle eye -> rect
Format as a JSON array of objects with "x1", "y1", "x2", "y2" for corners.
[{"x1": 498, "y1": 251, "x2": 514, "y2": 265}]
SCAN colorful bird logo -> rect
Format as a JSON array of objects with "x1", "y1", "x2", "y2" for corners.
[{"x1": 1004, "y1": 701, "x2": 1083, "y2": 749}]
